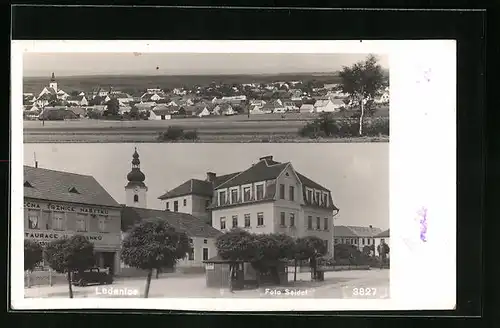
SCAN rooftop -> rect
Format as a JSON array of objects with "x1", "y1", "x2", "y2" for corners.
[{"x1": 334, "y1": 225, "x2": 384, "y2": 238}]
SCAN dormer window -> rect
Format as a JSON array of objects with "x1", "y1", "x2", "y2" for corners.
[
  {"x1": 68, "y1": 187, "x2": 80, "y2": 194},
  {"x1": 24, "y1": 181, "x2": 33, "y2": 188}
]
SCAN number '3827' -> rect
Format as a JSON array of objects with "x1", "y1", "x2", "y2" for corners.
[{"x1": 352, "y1": 288, "x2": 377, "y2": 296}]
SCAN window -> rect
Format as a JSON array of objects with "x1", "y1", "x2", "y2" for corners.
[
  {"x1": 133, "y1": 194, "x2": 139, "y2": 203},
  {"x1": 257, "y1": 212, "x2": 264, "y2": 226},
  {"x1": 243, "y1": 187, "x2": 251, "y2": 202},
  {"x1": 367, "y1": 239, "x2": 371, "y2": 245},
  {"x1": 324, "y1": 218, "x2": 328, "y2": 230},
  {"x1": 166, "y1": 202, "x2": 170, "y2": 210},
  {"x1": 205, "y1": 199, "x2": 211, "y2": 208},
  {"x1": 98, "y1": 216, "x2": 107, "y2": 232},
  {"x1": 219, "y1": 191, "x2": 226, "y2": 205},
  {"x1": 24, "y1": 181, "x2": 33, "y2": 188},
  {"x1": 256, "y1": 184, "x2": 264, "y2": 200},
  {"x1": 354, "y1": 239, "x2": 358, "y2": 245},
  {"x1": 174, "y1": 201, "x2": 179, "y2": 212},
  {"x1": 307, "y1": 190, "x2": 312, "y2": 202},
  {"x1": 280, "y1": 212, "x2": 286, "y2": 226},
  {"x1": 372, "y1": 239, "x2": 375, "y2": 245},
  {"x1": 316, "y1": 217, "x2": 321, "y2": 230},
  {"x1": 323, "y1": 193, "x2": 328, "y2": 206},
  {"x1": 308, "y1": 216, "x2": 313, "y2": 230},
  {"x1": 188, "y1": 248, "x2": 194, "y2": 260},
  {"x1": 28, "y1": 211, "x2": 39, "y2": 229},
  {"x1": 203, "y1": 248, "x2": 209, "y2": 261},
  {"x1": 68, "y1": 187, "x2": 79, "y2": 194},
  {"x1": 232, "y1": 215, "x2": 238, "y2": 228},
  {"x1": 334, "y1": 238, "x2": 339, "y2": 244},
  {"x1": 279, "y1": 184, "x2": 285, "y2": 199},
  {"x1": 290, "y1": 213, "x2": 295, "y2": 227},
  {"x1": 204, "y1": 239, "x2": 208, "y2": 244},
  {"x1": 183, "y1": 199, "x2": 187, "y2": 206},
  {"x1": 315, "y1": 191, "x2": 320, "y2": 204},
  {"x1": 244, "y1": 214, "x2": 251, "y2": 227},
  {"x1": 76, "y1": 214, "x2": 87, "y2": 232},
  {"x1": 42, "y1": 211, "x2": 51, "y2": 229},
  {"x1": 362, "y1": 238, "x2": 365, "y2": 245},
  {"x1": 289, "y1": 186, "x2": 295, "y2": 201},
  {"x1": 231, "y1": 189, "x2": 238, "y2": 203},
  {"x1": 347, "y1": 239, "x2": 351, "y2": 245},
  {"x1": 220, "y1": 217, "x2": 226, "y2": 230},
  {"x1": 52, "y1": 213, "x2": 64, "y2": 231}
]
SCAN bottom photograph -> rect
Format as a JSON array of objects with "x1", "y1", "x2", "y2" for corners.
[{"x1": 22, "y1": 142, "x2": 389, "y2": 299}]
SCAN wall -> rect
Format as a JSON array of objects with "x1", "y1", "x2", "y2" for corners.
[
  {"x1": 177, "y1": 236, "x2": 217, "y2": 268},
  {"x1": 212, "y1": 202, "x2": 275, "y2": 234},
  {"x1": 302, "y1": 207, "x2": 334, "y2": 256},
  {"x1": 125, "y1": 186, "x2": 148, "y2": 208}
]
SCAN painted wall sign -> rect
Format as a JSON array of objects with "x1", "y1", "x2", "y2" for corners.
[
  {"x1": 24, "y1": 230, "x2": 120, "y2": 247},
  {"x1": 24, "y1": 200, "x2": 109, "y2": 215}
]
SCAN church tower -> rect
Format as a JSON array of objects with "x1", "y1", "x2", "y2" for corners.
[
  {"x1": 125, "y1": 148, "x2": 148, "y2": 208},
  {"x1": 49, "y1": 72, "x2": 58, "y2": 92}
]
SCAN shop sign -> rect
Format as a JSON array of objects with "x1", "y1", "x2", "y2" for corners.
[{"x1": 24, "y1": 200, "x2": 110, "y2": 215}]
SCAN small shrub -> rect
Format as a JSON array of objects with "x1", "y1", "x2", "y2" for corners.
[
  {"x1": 183, "y1": 130, "x2": 199, "y2": 141},
  {"x1": 157, "y1": 126, "x2": 185, "y2": 141}
]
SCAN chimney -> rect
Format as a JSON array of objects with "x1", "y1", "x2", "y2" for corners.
[
  {"x1": 259, "y1": 155, "x2": 273, "y2": 162},
  {"x1": 369, "y1": 225, "x2": 373, "y2": 229},
  {"x1": 206, "y1": 172, "x2": 216, "y2": 183}
]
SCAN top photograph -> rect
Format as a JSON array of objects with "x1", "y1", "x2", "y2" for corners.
[{"x1": 22, "y1": 52, "x2": 389, "y2": 143}]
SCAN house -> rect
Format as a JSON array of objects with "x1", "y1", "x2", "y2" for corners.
[
  {"x1": 38, "y1": 107, "x2": 79, "y2": 121},
  {"x1": 37, "y1": 73, "x2": 69, "y2": 101},
  {"x1": 135, "y1": 103, "x2": 155, "y2": 112},
  {"x1": 158, "y1": 155, "x2": 339, "y2": 256},
  {"x1": 141, "y1": 92, "x2": 164, "y2": 103},
  {"x1": 282, "y1": 101, "x2": 299, "y2": 112},
  {"x1": 374, "y1": 229, "x2": 390, "y2": 257},
  {"x1": 148, "y1": 105, "x2": 175, "y2": 120},
  {"x1": 112, "y1": 92, "x2": 134, "y2": 105},
  {"x1": 374, "y1": 91, "x2": 390, "y2": 104},
  {"x1": 313, "y1": 99, "x2": 344, "y2": 113},
  {"x1": 249, "y1": 106, "x2": 266, "y2": 115},
  {"x1": 299, "y1": 104, "x2": 315, "y2": 113},
  {"x1": 118, "y1": 106, "x2": 132, "y2": 115},
  {"x1": 23, "y1": 165, "x2": 122, "y2": 274},
  {"x1": 68, "y1": 107, "x2": 87, "y2": 118},
  {"x1": 114, "y1": 149, "x2": 222, "y2": 274},
  {"x1": 333, "y1": 225, "x2": 384, "y2": 254},
  {"x1": 66, "y1": 95, "x2": 89, "y2": 106},
  {"x1": 323, "y1": 83, "x2": 338, "y2": 90},
  {"x1": 213, "y1": 103, "x2": 235, "y2": 116},
  {"x1": 195, "y1": 106, "x2": 212, "y2": 118}
]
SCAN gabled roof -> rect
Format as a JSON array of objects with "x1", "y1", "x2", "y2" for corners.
[
  {"x1": 158, "y1": 173, "x2": 239, "y2": 200},
  {"x1": 375, "y1": 229, "x2": 390, "y2": 238},
  {"x1": 334, "y1": 225, "x2": 384, "y2": 238},
  {"x1": 217, "y1": 159, "x2": 287, "y2": 189},
  {"x1": 121, "y1": 206, "x2": 223, "y2": 238},
  {"x1": 24, "y1": 166, "x2": 120, "y2": 207}
]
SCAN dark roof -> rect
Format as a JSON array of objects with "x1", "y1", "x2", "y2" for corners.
[
  {"x1": 39, "y1": 109, "x2": 78, "y2": 120},
  {"x1": 121, "y1": 206, "x2": 222, "y2": 238},
  {"x1": 375, "y1": 229, "x2": 390, "y2": 238},
  {"x1": 158, "y1": 173, "x2": 239, "y2": 200},
  {"x1": 24, "y1": 166, "x2": 120, "y2": 208},
  {"x1": 217, "y1": 159, "x2": 287, "y2": 189}
]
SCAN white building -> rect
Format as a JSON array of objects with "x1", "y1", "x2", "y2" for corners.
[
  {"x1": 313, "y1": 99, "x2": 344, "y2": 113},
  {"x1": 121, "y1": 149, "x2": 221, "y2": 273},
  {"x1": 333, "y1": 225, "x2": 384, "y2": 255}
]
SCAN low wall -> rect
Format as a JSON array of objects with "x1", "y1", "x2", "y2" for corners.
[
  {"x1": 287, "y1": 265, "x2": 372, "y2": 273},
  {"x1": 25, "y1": 270, "x2": 67, "y2": 287}
]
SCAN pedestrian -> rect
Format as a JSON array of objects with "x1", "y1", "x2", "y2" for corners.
[{"x1": 228, "y1": 264, "x2": 235, "y2": 293}]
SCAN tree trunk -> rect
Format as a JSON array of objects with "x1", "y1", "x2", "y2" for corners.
[
  {"x1": 293, "y1": 259, "x2": 297, "y2": 282},
  {"x1": 67, "y1": 271, "x2": 73, "y2": 299},
  {"x1": 358, "y1": 95, "x2": 364, "y2": 136},
  {"x1": 144, "y1": 269, "x2": 153, "y2": 298}
]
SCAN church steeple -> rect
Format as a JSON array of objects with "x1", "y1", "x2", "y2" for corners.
[
  {"x1": 125, "y1": 147, "x2": 148, "y2": 208},
  {"x1": 50, "y1": 72, "x2": 56, "y2": 82},
  {"x1": 49, "y1": 72, "x2": 58, "y2": 92},
  {"x1": 126, "y1": 147, "x2": 146, "y2": 187}
]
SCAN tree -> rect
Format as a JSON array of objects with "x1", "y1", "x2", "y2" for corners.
[
  {"x1": 44, "y1": 235, "x2": 95, "y2": 298},
  {"x1": 121, "y1": 219, "x2": 190, "y2": 298},
  {"x1": 292, "y1": 236, "x2": 328, "y2": 281},
  {"x1": 129, "y1": 105, "x2": 139, "y2": 120},
  {"x1": 24, "y1": 239, "x2": 43, "y2": 272},
  {"x1": 337, "y1": 54, "x2": 387, "y2": 136},
  {"x1": 105, "y1": 97, "x2": 120, "y2": 116}
]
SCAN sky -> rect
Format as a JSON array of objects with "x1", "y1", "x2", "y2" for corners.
[
  {"x1": 23, "y1": 53, "x2": 389, "y2": 77},
  {"x1": 23, "y1": 143, "x2": 389, "y2": 230}
]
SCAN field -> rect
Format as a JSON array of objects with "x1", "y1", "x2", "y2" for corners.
[{"x1": 23, "y1": 111, "x2": 390, "y2": 143}]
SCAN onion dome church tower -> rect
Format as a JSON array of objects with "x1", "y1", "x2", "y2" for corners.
[
  {"x1": 49, "y1": 72, "x2": 58, "y2": 92},
  {"x1": 125, "y1": 148, "x2": 148, "y2": 208}
]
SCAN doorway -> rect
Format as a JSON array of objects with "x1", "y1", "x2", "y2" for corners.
[{"x1": 102, "y1": 252, "x2": 116, "y2": 275}]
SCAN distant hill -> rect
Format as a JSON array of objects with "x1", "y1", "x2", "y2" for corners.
[{"x1": 23, "y1": 73, "x2": 343, "y2": 95}]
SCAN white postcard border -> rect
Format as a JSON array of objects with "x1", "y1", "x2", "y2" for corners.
[{"x1": 11, "y1": 40, "x2": 456, "y2": 311}]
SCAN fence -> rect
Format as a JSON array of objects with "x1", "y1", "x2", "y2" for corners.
[{"x1": 25, "y1": 270, "x2": 67, "y2": 287}]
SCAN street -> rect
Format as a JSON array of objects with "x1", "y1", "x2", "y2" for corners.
[{"x1": 24, "y1": 269, "x2": 389, "y2": 299}]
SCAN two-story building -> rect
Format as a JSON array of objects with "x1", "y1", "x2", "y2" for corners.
[
  {"x1": 120, "y1": 148, "x2": 222, "y2": 274},
  {"x1": 24, "y1": 165, "x2": 122, "y2": 274},
  {"x1": 158, "y1": 155, "x2": 339, "y2": 256},
  {"x1": 333, "y1": 225, "x2": 384, "y2": 254}
]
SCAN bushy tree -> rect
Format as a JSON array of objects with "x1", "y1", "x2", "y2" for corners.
[
  {"x1": 121, "y1": 219, "x2": 190, "y2": 298},
  {"x1": 337, "y1": 54, "x2": 388, "y2": 135},
  {"x1": 24, "y1": 239, "x2": 43, "y2": 272},
  {"x1": 44, "y1": 235, "x2": 95, "y2": 298},
  {"x1": 105, "y1": 97, "x2": 120, "y2": 116}
]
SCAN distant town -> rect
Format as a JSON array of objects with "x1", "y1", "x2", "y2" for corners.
[{"x1": 23, "y1": 73, "x2": 389, "y2": 121}]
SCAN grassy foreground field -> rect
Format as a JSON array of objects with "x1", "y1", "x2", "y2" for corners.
[{"x1": 23, "y1": 112, "x2": 390, "y2": 143}]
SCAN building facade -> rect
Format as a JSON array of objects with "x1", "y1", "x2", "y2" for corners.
[
  {"x1": 159, "y1": 155, "x2": 339, "y2": 256},
  {"x1": 333, "y1": 225, "x2": 384, "y2": 255},
  {"x1": 24, "y1": 165, "x2": 122, "y2": 274}
]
